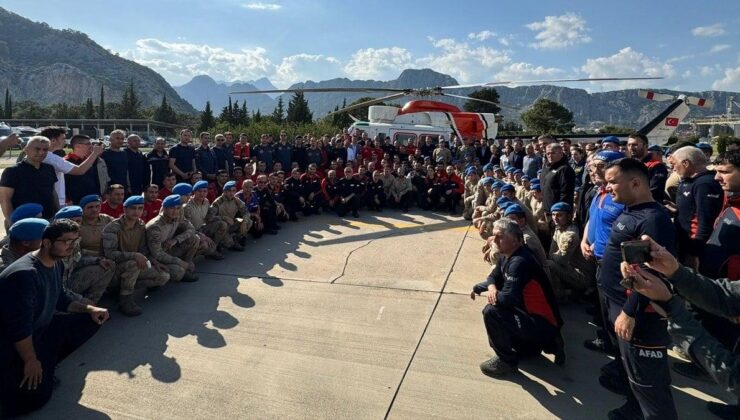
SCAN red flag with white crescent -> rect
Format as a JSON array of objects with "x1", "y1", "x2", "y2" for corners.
[{"x1": 665, "y1": 117, "x2": 679, "y2": 126}]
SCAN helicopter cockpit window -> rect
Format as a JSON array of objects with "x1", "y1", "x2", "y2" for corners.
[{"x1": 393, "y1": 132, "x2": 416, "y2": 146}]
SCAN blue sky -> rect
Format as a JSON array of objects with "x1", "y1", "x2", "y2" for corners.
[{"x1": 3, "y1": 0, "x2": 739, "y2": 91}]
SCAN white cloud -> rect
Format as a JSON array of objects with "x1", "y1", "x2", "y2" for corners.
[
  {"x1": 712, "y1": 67, "x2": 740, "y2": 90},
  {"x1": 666, "y1": 54, "x2": 694, "y2": 63},
  {"x1": 242, "y1": 2, "x2": 282, "y2": 11},
  {"x1": 273, "y1": 54, "x2": 342, "y2": 87},
  {"x1": 343, "y1": 47, "x2": 413, "y2": 80},
  {"x1": 494, "y1": 62, "x2": 563, "y2": 82},
  {"x1": 416, "y1": 37, "x2": 513, "y2": 83},
  {"x1": 468, "y1": 30, "x2": 496, "y2": 42},
  {"x1": 709, "y1": 44, "x2": 731, "y2": 53},
  {"x1": 691, "y1": 23, "x2": 726, "y2": 37},
  {"x1": 580, "y1": 47, "x2": 675, "y2": 89},
  {"x1": 526, "y1": 13, "x2": 591, "y2": 49},
  {"x1": 700, "y1": 65, "x2": 721, "y2": 76}
]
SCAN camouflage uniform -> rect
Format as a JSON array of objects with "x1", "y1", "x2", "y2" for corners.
[
  {"x1": 211, "y1": 194, "x2": 252, "y2": 248},
  {"x1": 183, "y1": 198, "x2": 229, "y2": 252},
  {"x1": 145, "y1": 213, "x2": 199, "y2": 282},
  {"x1": 67, "y1": 214, "x2": 116, "y2": 302},
  {"x1": 462, "y1": 179, "x2": 478, "y2": 220},
  {"x1": 0, "y1": 245, "x2": 20, "y2": 272},
  {"x1": 102, "y1": 216, "x2": 170, "y2": 296},
  {"x1": 547, "y1": 224, "x2": 595, "y2": 295}
]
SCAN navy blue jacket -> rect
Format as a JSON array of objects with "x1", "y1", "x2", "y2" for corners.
[{"x1": 675, "y1": 171, "x2": 724, "y2": 257}]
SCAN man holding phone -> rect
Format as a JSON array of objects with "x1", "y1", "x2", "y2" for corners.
[{"x1": 600, "y1": 158, "x2": 677, "y2": 420}]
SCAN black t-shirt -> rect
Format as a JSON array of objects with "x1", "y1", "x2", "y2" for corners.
[
  {"x1": 101, "y1": 148, "x2": 129, "y2": 189},
  {"x1": 169, "y1": 144, "x2": 195, "y2": 174},
  {"x1": 0, "y1": 254, "x2": 73, "y2": 345},
  {"x1": 0, "y1": 160, "x2": 58, "y2": 219}
]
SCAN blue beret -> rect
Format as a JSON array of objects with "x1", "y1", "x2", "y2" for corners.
[
  {"x1": 531, "y1": 184, "x2": 542, "y2": 191},
  {"x1": 464, "y1": 167, "x2": 476, "y2": 177},
  {"x1": 647, "y1": 144, "x2": 662, "y2": 152},
  {"x1": 482, "y1": 163, "x2": 494, "y2": 172},
  {"x1": 521, "y1": 176, "x2": 531, "y2": 181},
  {"x1": 80, "y1": 194, "x2": 101, "y2": 208},
  {"x1": 602, "y1": 136, "x2": 620, "y2": 144},
  {"x1": 482, "y1": 177, "x2": 495, "y2": 186},
  {"x1": 504, "y1": 204, "x2": 525, "y2": 217},
  {"x1": 505, "y1": 166, "x2": 515, "y2": 173},
  {"x1": 9, "y1": 218, "x2": 49, "y2": 241},
  {"x1": 172, "y1": 183, "x2": 193, "y2": 196},
  {"x1": 162, "y1": 194, "x2": 182, "y2": 208},
  {"x1": 530, "y1": 177, "x2": 540, "y2": 183},
  {"x1": 124, "y1": 195, "x2": 145, "y2": 208},
  {"x1": 696, "y1": 142, "x2": 712, "y2": 151},
  {"x1": 10, "y1": 203, "x2": 43, "y2": 224},
  {"x1": 550, "y1": 202, "x2": 573, "y2": 213},
  {"x1": 496, "y1": 197, "x2": 512, "y2": 207},
  {"x1": 492, "y1": 181, "x2": 505, "y2": 189},
  {"x1": 54, "y1": 205, "x2": 82, "y2": 220},
  {"x1": 494, "y1": 166, "x2": 504, "y2": 172},
  {"x1": 193, "y1": 180, "x2": 209, "y2": 191},
  {"x1": 513, "y1": 169, "x2": 524, "y2": 175},
  {"x1": 498, "y1": 201, "x2": 513, "y2": 211},
  {"x1": 500, "y1": 184, "x2": 515, "y2": 193},
  {"x1": 224, "y1": 180, "x2": 237, "y2": 190},
  {"x1": 593, "y1": 150, "x2": 625, "y2": 163}
]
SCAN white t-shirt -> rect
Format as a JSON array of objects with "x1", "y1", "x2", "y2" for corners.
[{"x1": 43, "y1": 152, "x2": 76, "y2": 205}]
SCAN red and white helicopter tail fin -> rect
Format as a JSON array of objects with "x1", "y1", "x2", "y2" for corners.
[{"x1": 636, "y1": 90, "x2": 713, "y2": 146}]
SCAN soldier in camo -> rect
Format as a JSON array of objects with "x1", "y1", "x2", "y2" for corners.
[
  {"x1": 173, "y1": 182, "x2": 222, "y2": 259},
  {"x1": 546, "y1": 202, "x2": 595, "y2": 299},
  {"x1": 462, "y1": 167, "x2": 479, "y2": 220},
  {"x1": 145, "y1": 194, "x2": 200, "y2": 283},
  {"x1": 102, "y1": 195, "x2": 170, "y2": 316},
  {"x1": 183, "y1": 180, "x2": 229, "y2": 258},
  {"x1": 65, "y1": 194, "x2": 116, "y2": 303},
  {"x1": 210, "y1": 180, "x2": 251, "y2": 251}
]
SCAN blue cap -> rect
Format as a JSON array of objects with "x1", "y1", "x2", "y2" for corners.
[
  {"x1": 173, "y1": 183, "x2": 193, "y2": 196},
  {"x1": 550, "y1": 202, "x2": 573, "y2": 213},
  {"x1": 54, "y1": 205, "x2": 82, "y2": 220},
  {"x1": 500, "y1": 184, "x2": 515, "y2": 193},
  {"x1": 496, "y1": 196, "x2": 512, "y2": 207},
  {"x1": 482, "y1": 177, "x2": 495, "y2": 186},
  {"x1": 696, "y1": 142, "x2": 712, "y2": 151},
  {"x1": 521, "y1": 176, "x2": 531, "y2": 181},
  {"x1": 648, "y1": 144, "x2": 662, "y2": 152},
  {"x1": 224, "y1": 180, "x2": 237, "y2": 190},
  {"x1": 193, "y1": 180, "x2": 209, "y2": 191},
  {"x1": 492, "y1": 181, "x2": 505, "y2": 189},
  {"x1": 10, "y1": 203, "x2": 43, "y2": 224},
  {"x1": 504, "y1": 204, "x2": 526, "y2": 217},
  {"x1": 80, "y1": 194, "x2": 102, "y2": 208},
  {"x1": 593, "y1": 150, "x2": 625, "y2": 163},
  {"x1": 482, "y1": 163, "x2": 494, "y2": 172},
  {"x1": 602, "y1": 136, "x2": 620, "y2": 144},
  {"x1": 123, "y1": 195, "x2": 145, "y2": 208},
  {"x1": 162, "y1": 194, "x2": 182, "y2": 208},
  {"x1": 9, "y1": 218, "x2": 49, "y2": 241},
  {"x1": 531, "y1": 184, "x2": 542, "y2": 191}
]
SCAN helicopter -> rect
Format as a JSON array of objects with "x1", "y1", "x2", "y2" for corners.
[{"x1": 231, "y1": 76, "x2": 661, "y2": 145}]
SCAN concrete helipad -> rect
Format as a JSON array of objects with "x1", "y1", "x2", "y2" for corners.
[{"x1": 29, "y1": 211, "x2": 731, "y2": 419}]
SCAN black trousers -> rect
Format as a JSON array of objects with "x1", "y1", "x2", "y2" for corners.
[
  {"x1": 281, "y1": 191, "x2": 304, "y2": 218},
  {"x1": 389, "y1": 193, "x2": 412, "y2": 211},
  {"x1": 337, "y1": 196, "x2": 360, "y2": 216},
  {"x1": 0, "y1": 313, "x2": 100, "y2": 417},
  {"x1": 305, "y1": 193, "x2": 326, "y2": 214},
  {"x1": 606, "y1": 298, "x2": 677, "y2": 420},
  {"x1": 366, "y1": 192, "x2": 386, "y2": 210},
  {"x1": 260, "y1": 205, "x2": 279, "y2": 230},
  {"x1": 482, "y1": 304, "x2": 558, "y2": 365}
]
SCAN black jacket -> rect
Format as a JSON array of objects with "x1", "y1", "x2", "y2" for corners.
[{"x1": 540, "y1": 157, "x2": 575, "y2": 211}]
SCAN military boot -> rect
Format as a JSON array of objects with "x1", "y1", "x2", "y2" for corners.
[{"x1": 119, "y1": 295, "x2": 143, "y2": 317}]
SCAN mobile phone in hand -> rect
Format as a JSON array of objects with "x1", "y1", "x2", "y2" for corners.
[{"x1": 621, "y1": 240, "x2": 652, "y2": 264}]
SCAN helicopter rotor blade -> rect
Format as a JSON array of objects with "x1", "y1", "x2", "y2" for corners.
[
  {"x1": 439, "y1": 76, "x2": 663, "y2": 90},
  {"x1": 325, "y1": 92, "x2": 408, "y2": 117},
  {"x1": 439, "y1": 93, "x2": 521, "y2": 111},
  {"x1": 230, "y1": 87, "x2": 408, "y2": 95}
]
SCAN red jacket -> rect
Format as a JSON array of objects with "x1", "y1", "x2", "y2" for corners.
[
  {"x1": 101, "y1": 201, "x2": 124, "y2": 218},
  {"x1": 143, "y1": 199, "x2": 162, "y2": 223},
  {"x1": 449, "y1": 174, "x2": 465, "y2": 194},
  {"x1": 233, "y1": 143, "x2": 251, "y2": 161}
]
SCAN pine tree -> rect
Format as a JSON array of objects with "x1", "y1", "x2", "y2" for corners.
[
  {"x1": 154, "y1": 94, "x2": 177, "y2": 123},
  {"x1": 200, "y1": 101, "x2": 215, "y2": 131},
  {"x1": 286, "y1": 92, "x2": 312, "y2": 123},
  {"x1": 119, "y1": 80, "x2": 141, "y2": 118},
  {"x1": 271, "y1": 97, "x2": 285, "y2": 123},
  {"x1": 4, "y1": 88, "x2": 12, "y2": 119},
  {"x1": 83, "y1": 98, "x2": 95, "y2": 119},
  {"x1": 98, "y1": 86, "x2": 106, "y2": 119},
  {"x1": 253, "y1": 109, "x2": 262, "y2": 123},
  {"x1": 240, "y1": 101, "x2": 249, "y2": 125},
  {"x1": 227, "y1": 96, "x2": 234, "y2": 125}
]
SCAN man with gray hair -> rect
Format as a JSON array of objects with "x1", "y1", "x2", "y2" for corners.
[
  {"x1": 670, "y1": 146, "x2": 724, "y2": 270},
  {"x1": 471, "y1": 218, "x2": 564, "y2": 377},
  {"x1": 102, "y1": 129, "x2": 130, "y2": 192}
]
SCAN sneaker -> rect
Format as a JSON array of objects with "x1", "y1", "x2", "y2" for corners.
[
  {"x1": 672, "y1": 361, "x2": 713, "y2": 383},
  {"x1": 584, "y1": 337, "x2": 618, "y2": 356},
  {"x1": 607, "y1": 399, "x2": 643, "y2": 420},
  {"x1": 707, "y1": 402, "x2": 740, "y2": 420},
  {"x1": 551, "y1": 333, "x2": 566, "y2": 366},
  {"x1": 479, "y1": 356, "x2": 518, "y2": 377},
  {"x1": 181, "y1": 272, "x2": 199, "y2": 283},
  {"x1": 599, "y1": 372, "x2": 631, "y2": 396},
  {"x1": 119, "y1": 295, "x2": 143, "y2": 317}
]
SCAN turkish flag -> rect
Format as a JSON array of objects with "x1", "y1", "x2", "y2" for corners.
[{"x1": 665, "y1": 117, "x2": 679, "y2": 126}]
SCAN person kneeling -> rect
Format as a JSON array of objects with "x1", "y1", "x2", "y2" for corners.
[{"x1": 471, "y1": 219, "x2": 565, "y2": 376}]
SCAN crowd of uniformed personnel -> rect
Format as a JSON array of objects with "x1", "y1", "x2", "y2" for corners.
[{"x1": 1, "y1": 125, "x2": 740, "y2": 418}]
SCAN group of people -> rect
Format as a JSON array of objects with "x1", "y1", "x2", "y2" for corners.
[
  {"x1": 466, "y1": 132, "x2": 740, "y2": 420},
  {"x1": 1, "y1": 123, "x2": 740, "y2": 419}
]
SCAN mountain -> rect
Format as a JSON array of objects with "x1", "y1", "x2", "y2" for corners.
[
  {"x1": 174, "y1": 75, "x2": 276, "y2": 115},
  {"x1": 0, "y1": 7, "x2": 196, "y2": 114},
  {"x1": 247, "y1": 77, "x2": 279, "y2": 98}
]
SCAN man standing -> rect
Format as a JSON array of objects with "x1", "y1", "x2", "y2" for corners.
[
  {"x1": 233, "y1": 133, "x2": 251, "y2": 169},
  {"x1": 508, "y1": 139, "x2": 526, "y2": 170},
  {"x1": 472, "y1": 219, "x2": 564, "y2": 376},
  {"x1": 213, "y1": 134, "x2": 231, "y2": 174},
  {"x1": 125, "y1": 134, "x2": 150, "y2": 196},
  {"x1": 541, "y1": 143, "x2": 576, "y2": 212},
  {"x1": 101, "y1": 130, "x2": 129, "y2": 192},
  {"x1": 65, "y1": 135, "x2": 109, "y2": 204},
  {"x1": 67, "y1": 195, "x2": 116, "y2": 304},
  {"x1": 627, "y1": 133, "x2": 668, "y2": 202},
  {"x1": 0, "y1": 219, "x2": 108, "y2": 417},
  {"x1": 102, "y1": 196, "x2": 170, "y2": 316},
  {"x1": 252, "y1": 134, "x2": 275, "y2": 171},
  {"x1": 194, "y1": 132, "x2": 217, "y2": 181},
  {"x1": 147, "y1": 137, "x2": 170, "y2": 187},
  {"x1": 600, "y1": 158, "x2": 678, "y2": 420},
  {"x1": 0, "y1": 137, "x2": 58, "y2": 223},
  {"x1": 145, "y1": 195, "x2": 200, "y2": 282},
  {"x1": 40, "y1": 127, "x2": 103, "y2": 206},
  {"x1": 169, "y1": 129, "x2": 197, "y2": 182}
]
